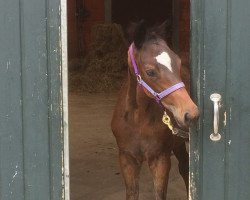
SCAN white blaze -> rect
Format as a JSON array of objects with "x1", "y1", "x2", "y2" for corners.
[{"x1": 155, "y1": 52, "x2": 172, "y2": 72}]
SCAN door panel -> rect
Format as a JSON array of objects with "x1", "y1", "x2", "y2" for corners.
[
  {"x1": 191, "y1": 0, "x2": 250, "y2": 199},
  {"x1": 0, "y1": 0, "x2": 63, "y2": 199},
  {"x1": 0, "y1": 0, "x2": 25, "y2": 198},
  {"x1": 227, "y1": 1, "x2": 250, "y2": 199},
  {"x1": 202, "y1": 0, "x2": 227, "y2": 199}
]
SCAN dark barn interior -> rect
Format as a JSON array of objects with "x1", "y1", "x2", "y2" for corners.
[{"x1": 67, "y1": 0, "x2": 190, "y2": 199}]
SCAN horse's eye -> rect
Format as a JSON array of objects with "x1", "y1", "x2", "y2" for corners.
[{"x1": 146, "y1": 69, "x2": 157, "y2": 77}]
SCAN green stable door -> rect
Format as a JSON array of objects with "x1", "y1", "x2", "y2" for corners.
[
  {"x1": 0, "y1": 0, "x2": 68, "y2": 199},
  {"x1": 1, "y1": 0, "x2": 250, "y2": 199},
  {"x1": 190, "y1": 0, "x2": 250, "y2": 199}
]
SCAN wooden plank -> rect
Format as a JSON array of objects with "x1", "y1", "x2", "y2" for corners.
[
  {"x1": 226, "y1": 0, "x2": 250, "y2": 199},
  {"x1": 0, "y1": 1, "x2": 25, "y2": 199},
  {"x1": 21, "y1": 0, "x2": 63, "y2": 199},
  {"x1": 21, "y1": 0, "x2": 51, "y2": 198},
  {"x1": 47, "y1": 0, "x2": 64, "y2": 198},
  {"x1": 201, "y1": 0, "x2": 228, "y2": 199},
  {"x1": 191, "y1": 0, "x2": 228, "y2": 199}
]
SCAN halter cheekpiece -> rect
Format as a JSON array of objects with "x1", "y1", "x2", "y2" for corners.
[{"x1": 129, "y1": 44, "x2": 185, "y2": 104}]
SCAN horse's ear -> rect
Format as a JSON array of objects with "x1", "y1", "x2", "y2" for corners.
[
  {"x1": 156, "y1": 20, "x2": 170, "y2": 40},
  {"x1": 125, "y1": 20, "x2": 148, "y2": 50},
  {"x1": 126, "y1": 22, "x2": 137, "y2": 44},
  {"x1": 134, "y1": 20, "x2": 148, "y2": 49}
]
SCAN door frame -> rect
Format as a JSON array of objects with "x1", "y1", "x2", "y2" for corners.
[
  {"x1": 61, "y1": 0, "x2": 70, "y2": 199},
  {"x1": 190, "y1": 0, "x2": 203, "y2": 199},
  {"x1": 61, "y1": 0, "x2": 204, "y2": 199}
]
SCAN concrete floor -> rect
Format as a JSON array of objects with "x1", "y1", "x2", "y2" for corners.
[{"x1": 69, "y1": 92, "x2": 187, "y2": 200}]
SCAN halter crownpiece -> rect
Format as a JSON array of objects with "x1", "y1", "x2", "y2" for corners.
[{"x1": 129, "y1": 43, "x2": 189, "y2": 139}]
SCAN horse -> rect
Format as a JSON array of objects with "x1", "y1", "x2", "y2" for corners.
[{"x1": 111, "y1": 21, "x2": 199, "y2": 200}]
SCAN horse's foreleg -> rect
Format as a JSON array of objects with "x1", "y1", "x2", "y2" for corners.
[
  {"x1": 148, "y1": 154, "x2": 171, "y2": 200},
  {"x1": 173, "y1": 142, "x2": 189, "y2": 194},
  {"x1": 119, "y1": 151, "x2": 142, "y2": 200}
]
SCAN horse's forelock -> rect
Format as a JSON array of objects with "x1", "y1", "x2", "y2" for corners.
[{"x1": 130, "y1": 20, "x2": 169, "y2": 50}]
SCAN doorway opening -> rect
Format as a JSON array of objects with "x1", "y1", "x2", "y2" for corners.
[{"x1": 67, "y1": 0, "x2": 190, "y2": 199}]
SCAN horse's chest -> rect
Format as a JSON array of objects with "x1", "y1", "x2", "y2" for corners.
[
  {"x1": 113, "y1": 107, "x2": 174, "y2": 156},
  {"x1": 125, "y1": 123, "x2": 173, "y2": 157}
]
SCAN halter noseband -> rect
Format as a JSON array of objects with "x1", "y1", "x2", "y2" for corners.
[{"x1": 129, "y1": 44, "x2": 185, "y2": 104}]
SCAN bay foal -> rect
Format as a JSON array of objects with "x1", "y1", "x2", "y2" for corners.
[{"x1": 111, "y1": 21, "x2": 199, "y2": 200}]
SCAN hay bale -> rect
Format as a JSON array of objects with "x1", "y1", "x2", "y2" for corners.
[
  {"x1": 92, "y1": 23, "x2": 127, "y2": 51},
  {"x1": 69, "y1": 23, "x2": 128, "y2": 93}
]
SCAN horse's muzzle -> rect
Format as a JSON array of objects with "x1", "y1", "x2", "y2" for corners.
[{"x1": 184, "y1": 108, "x2": 200, "y2": 127}]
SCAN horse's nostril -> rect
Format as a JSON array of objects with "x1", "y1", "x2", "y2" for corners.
[
  {"x1": 184, "y1": 111, "x2": 199, "y2": 126},
  {"x1": 184, "y1": 113, "x2": 192, "y2": 124}
]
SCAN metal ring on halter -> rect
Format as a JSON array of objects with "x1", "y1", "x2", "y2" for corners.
[
  {"x1": 136, "y1": 74, "x2": 142, "y2": 83},
  {"x1": 155, "y1": 93, "x2": 161, "y2": 103}
]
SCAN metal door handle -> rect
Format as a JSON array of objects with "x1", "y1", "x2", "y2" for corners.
[{"x1": 210, "y1": 93, "x2": 222, "y2": 141}]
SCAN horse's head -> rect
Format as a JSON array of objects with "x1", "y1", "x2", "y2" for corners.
[{"x1": 128, "y1": 21, "x2": 199, "y2": 129}]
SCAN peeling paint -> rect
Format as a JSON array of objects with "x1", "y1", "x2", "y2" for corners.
[
  {"x1": 203, "y1": 68, "x2": 206, "y2": 84},
  {"x1": 229, "y1": 107, "x2": 232, "y2": 120},
  {"x1": 7, "y1": 61, "x2": 10, "y2": 69},
  {"x1": 193, "y1": 150, "x2": 200, "y2": 162},
  {"x1": 223, "y1": 111, "x2": 227, "y2": 126},
  {"x1": 12, "y1": 171, "x2": 18, "y2": 179},
  {"x1": 189, "y1": 172, "x2": 197, "y2": 199},
  {"x1": 228, "y1": 140, "x2": 231, "y2": 145}
]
